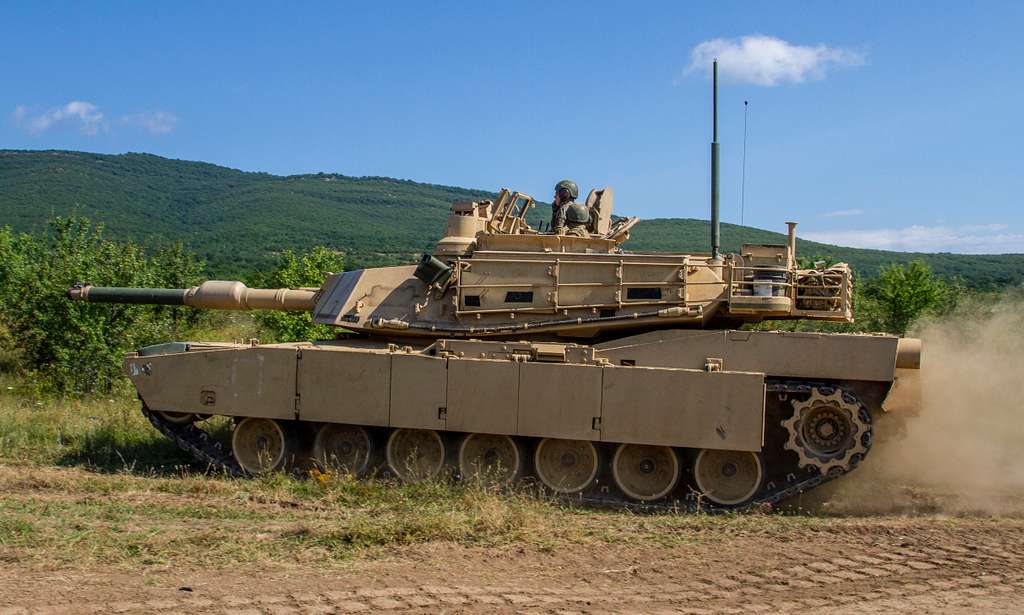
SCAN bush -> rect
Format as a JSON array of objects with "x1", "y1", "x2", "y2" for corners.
[
  {"x1": 249, "y1": 247, "x2": 345, "y2": 342},
  {"x1": 860, "y1": 260, "x2": 960, "y2": 334},
  {"x1": 0, "y1": 217, "x2": 206, "y2": 394}
]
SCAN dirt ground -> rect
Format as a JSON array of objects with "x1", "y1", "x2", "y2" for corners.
[{"x1": 3, "y1": 513, "x2": 1023, "y2": 614}]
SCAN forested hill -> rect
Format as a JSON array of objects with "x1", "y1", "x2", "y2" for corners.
[
  {"x1": 1, "y1": 149, "x2": 1021, "y2": 286},
  {"x1": 0, "y1": 150, "x2": 491, "y2": 276}
]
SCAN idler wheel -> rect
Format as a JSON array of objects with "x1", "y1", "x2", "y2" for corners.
[
  {"x1": 458, "y1": 433, "x2": 523, "y2": 487},
  {"x1": 231, "y1": 417, "x2": 299, "y2": 475},
  {"x1": 156, "y1": 411, "x2": 198, "y2": 425},
  {"x1": 313, "y1": 424, "x2": 373, "y2": 475},
  {"x1": 534, "y1": 438, "x2": 599, "y2": 494},
  {"x1": 611, "y1": 444, "x2": 680, "y2": 502},
  {"x1": 693, "y1": 449, "x2": 764, "y2": 506},
  {"x1": 386, "y1": 429, "x2": 445, "y2": 483}
]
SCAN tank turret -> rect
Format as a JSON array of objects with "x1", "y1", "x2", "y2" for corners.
[{"x1": 69, "y1": 197, "x2": 854, "y2": 341}]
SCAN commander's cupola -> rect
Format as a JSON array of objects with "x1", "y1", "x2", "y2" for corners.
[{"x1": 433, "y1": 187, "x2": 636, "y2": 258}]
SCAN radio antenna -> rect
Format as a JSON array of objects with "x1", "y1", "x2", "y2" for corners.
[
  {"x1": 741, "y1": 100, "x2": 748, "y2": 229},
  {"x1": 710, "y1": 60, "x2": 721, "y2": 261}
]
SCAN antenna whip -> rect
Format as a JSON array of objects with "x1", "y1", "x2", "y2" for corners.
[
  {"x1": 710, "y1": 60, "x2": 721, "y2": 261},
  {"x1": 741, "y1": 100, "x2": 748, "y2": 230}
]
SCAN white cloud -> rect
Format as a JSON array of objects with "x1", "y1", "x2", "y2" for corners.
[
  {"x1": 11, "y1": 103, "x2": 180, "y2": 136},
  {"x1": 821, "y1": 208, "x2": 864, "y2": 218},
  {"x1": 803, "y1": 224, "x2": 1024, "y2": 254},
  {"x1": 122, "y1": 111, "x2": 179, "y2": 134},
  {"x1": 688, "y1": 35, "x2": 865, "y2": 86},
  {"x1": 20, "y1": 101, "x2": 106, "y2": 135}
]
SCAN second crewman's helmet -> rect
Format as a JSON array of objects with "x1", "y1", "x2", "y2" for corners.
[
  {"x1": 565, "y1": 202, "x2": 591, "y2": 225},
  {"x1": 555, "y1": 179, "x2": 579, "y2": 201}
]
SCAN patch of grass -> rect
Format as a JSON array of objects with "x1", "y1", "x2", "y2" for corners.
[
  {"x1": 0, "y1": 383, "x2": 194, "y2": 472},
  {"x1": 0, "y1": 465, "x2": 583, "y2": 567},
  {"x1": 0, "y1": 514, "x2": 37, "y2": 544},
  {"x1": 271, "y1": 474, "x2": 563, "y2": 550}
]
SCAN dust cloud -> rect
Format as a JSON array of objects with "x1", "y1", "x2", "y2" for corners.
[{"x1": 819, "y1": 292, "x2": 1024, "y2": 515}]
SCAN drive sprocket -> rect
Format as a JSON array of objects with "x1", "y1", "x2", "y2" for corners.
[{"x1": 781, "y1": 386, "x2": 870, "y2": 475}]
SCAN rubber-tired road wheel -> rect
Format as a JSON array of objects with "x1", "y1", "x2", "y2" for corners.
[
  {"x1": 534, "y1": 438, "x2": 599, "y2": 494},
  {"x1": 458, "y1": 433, "x2": 523, "y2": 487},
  {"x1": 386, "y1": 429, "x2": 445, "y2": 483},
  {"x1": 231, "y1": 417, "x2": 299, "y2": 475},
  {"x1": 693, "y1": 449, "x2": 764, "y2": 506},
  {"x1": 156, "y1": 411, "x2": 198, "y2": 425},
  {"x1": 611, "y1": 443, "x2": 680, "y2": 501},
  {"x1": 313, "y1": 424, "x2": 373, "y2": 475}
]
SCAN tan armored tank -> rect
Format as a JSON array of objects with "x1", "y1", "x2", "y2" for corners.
[
  {"x1": 67, "y1": 186, "x2": 921, "y2": 508},
  {"x1": 66, "y1": 64, "x2": 922, "y2": 509}
]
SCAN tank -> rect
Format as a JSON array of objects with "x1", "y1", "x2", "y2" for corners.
[
  {"x1": 66, "y1": 186, "x2": 922, "y2": 509},
  {"x1": 65, "y1": 64, "x2": 922, "y2": 509}
]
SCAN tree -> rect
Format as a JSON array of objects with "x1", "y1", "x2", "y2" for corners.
[
  {"x1": 861, "y1": 260, "x2": 956, "y2": 334},
  {"x1": 250, "y1": 247, "x2": 345, "y2": 342}
]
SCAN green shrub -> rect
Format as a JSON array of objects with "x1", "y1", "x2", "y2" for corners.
[
  {"x1": 860, "y1": 260, "x2": 961, "y2": 334},
  {"x1": 249, "y1": 247, "x2": 345, "y2": 342}
]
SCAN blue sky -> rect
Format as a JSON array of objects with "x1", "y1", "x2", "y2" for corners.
[{"x1": 3, "y1": 1, "x2": 1023, "y2": 253}]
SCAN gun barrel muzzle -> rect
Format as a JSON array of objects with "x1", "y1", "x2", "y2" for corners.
[{"x1": 67, "y1": 284, "x2": 189, "y2": 305}]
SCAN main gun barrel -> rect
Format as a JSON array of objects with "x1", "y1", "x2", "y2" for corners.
[
  {"x1": 68, "y1": 280, "x2": 317, "y2": 311},
  {"x1": 67, "y1": 286, "x2": 190, "y2": 305}
]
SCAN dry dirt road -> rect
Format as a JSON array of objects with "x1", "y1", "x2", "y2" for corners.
[{"x1": 3, "y1": 515, "x2": 1023, "y2": 614}]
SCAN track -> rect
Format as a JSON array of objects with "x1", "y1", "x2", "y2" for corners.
[{"x1": 143, "y1": 381, "x2": 870, "y2": 512}]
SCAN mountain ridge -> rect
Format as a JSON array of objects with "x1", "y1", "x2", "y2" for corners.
[{"x1": 2, "y1": 149, "x2": 1021, "y2": 286}]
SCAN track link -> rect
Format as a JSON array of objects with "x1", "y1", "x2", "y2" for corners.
[{"x1": 143, "y1": 380, "x2": 872, "y2": 512}]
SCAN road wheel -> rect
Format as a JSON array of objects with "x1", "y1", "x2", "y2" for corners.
[
  {"x1": 611, "y1": 443, "x2": 680, "y2": 501},
  {"x1": 231, "y1": 417, "x2": 299, "y2": 475},
  {"x1": 386, "y1": 429, "x2": 445, "y2": 483},
  {"x1": 312, "y1": 424, "x2": 373, "y2": 475},
  {"x1": 693, "y1": 449, "x2": 764, "y2": 507},
  {"x1": 534, "y1": 438, "x2": 599, "y2": 494},
  {"x1": 156, "y1": 411, "x2": 198, "y2": 425},
  {"x1": 458, "y1": 433, "x2": 523, "y2": 487}
]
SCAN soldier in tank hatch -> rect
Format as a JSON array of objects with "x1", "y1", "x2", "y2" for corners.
[{"x1": 550, "y1": 179, "x2": 591, "y2": 237}]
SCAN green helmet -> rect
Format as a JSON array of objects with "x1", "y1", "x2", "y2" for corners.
[
  {"x1": 555, "y1": 179, "x2": 579, "y2": 201},
  {"x1": 565, "y1": 202, "x2": 591, "y2": 225}
]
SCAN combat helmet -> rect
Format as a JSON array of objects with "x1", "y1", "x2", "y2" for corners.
[
  {"x1": 555, "y1": 179, "x2": 579, "y2": 201},
  {"x1": 565, "y1": 202, "x2": 591, "y2": 225}
]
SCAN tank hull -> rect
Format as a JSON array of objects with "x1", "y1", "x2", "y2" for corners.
[{"x1": 125, "y1": 329, "x2": 918, "y2": 508}]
